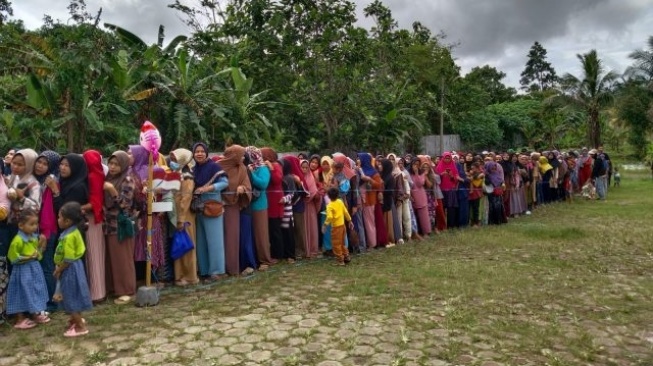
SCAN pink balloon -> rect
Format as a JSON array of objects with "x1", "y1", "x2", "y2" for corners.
[{"x1": 140, "y1": 121, "x2": 162, "y2": 155}]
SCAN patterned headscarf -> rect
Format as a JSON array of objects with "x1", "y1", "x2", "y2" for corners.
[
  {"x1": 34, "y1": 150, "x2": 61, "y2": 184},
  {"x1": 245, "y1": 146, "x2": 264, "y2": 167}
]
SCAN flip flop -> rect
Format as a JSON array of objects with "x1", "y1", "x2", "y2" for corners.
[
  {"x1": 33, "y1": 314, "x2": 51, "y2": 324},
  {"x1": 113, "y1": 295, "x2": 132, "y2": 305},
  {"x1": 14, "y1": 319, "x2": 37, "y2": 329},
  {"x1": 63, "y1": 326, "x2": 89, "y2": 337}
]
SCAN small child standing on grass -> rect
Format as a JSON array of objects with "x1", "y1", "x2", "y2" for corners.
[
  {"x1": 613, "y1": 167, "x2": 621, "y2": 187},
  {"x1": 53, "y1": 202, "x2": 93, "y2": 337},
  {"x1": 6, "y1": 209, "x2": 50, "y2": 329},
  {"x1": 322, "y1": 188, "x2": 353, "y2": 266}
]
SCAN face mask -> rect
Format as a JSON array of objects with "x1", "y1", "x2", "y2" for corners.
[{"x1": 169, "y1": 161, "x2": 180, "y2": 171}]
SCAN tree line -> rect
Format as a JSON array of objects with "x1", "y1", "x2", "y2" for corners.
[{"x1": 0, "y1": 0, "x2": 652, "y2": 159}]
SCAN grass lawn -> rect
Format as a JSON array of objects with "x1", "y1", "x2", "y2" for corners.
[{"x1": 0, "y1": 171, "x2": 652, "y2": 366}]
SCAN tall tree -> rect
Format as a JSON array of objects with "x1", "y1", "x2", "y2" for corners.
[
  {"x1": 560, "y1": 50, "x2": 617, "y2": 148},
  {"x1": 464, "y1": 65, "x2": 516, "y2": 105},
  {"x1": 520, "y1": 41, "x2": 557, "y2": 92},
  {"x1": 0, "y1": 0, "x2": 12, "y2": 26}
]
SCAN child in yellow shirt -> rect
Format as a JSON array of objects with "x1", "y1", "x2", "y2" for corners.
[{"x1": 322, "y1": 188, "x2": 353, "y2": 266}]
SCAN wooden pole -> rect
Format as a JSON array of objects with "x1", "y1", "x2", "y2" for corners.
[{"x1": 145, "y1": 151, "x2": 153, "y2": 287}]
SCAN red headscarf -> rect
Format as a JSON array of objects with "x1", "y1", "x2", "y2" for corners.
[
  {"x1": 283, "y1": 155, "x2": 306, "y2": 187},
  {"x1": 82, "y1": 150, "x2": 105, "y2": 223}
]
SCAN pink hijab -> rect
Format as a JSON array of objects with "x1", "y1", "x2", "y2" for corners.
[{"x1": 435, "y1": 151, "x2": 459, "y2": 191}]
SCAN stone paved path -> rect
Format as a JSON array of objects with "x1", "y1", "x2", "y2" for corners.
[{"x1": 1, "y1": 223, "x2": 652, "y2": 366}]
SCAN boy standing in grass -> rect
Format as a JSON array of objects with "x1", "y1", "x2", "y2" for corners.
[{"x1": 322, "y1": 188, "x2": 353, "y2": 266}]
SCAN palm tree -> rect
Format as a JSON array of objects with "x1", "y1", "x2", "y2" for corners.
[
  {"x1": 560, "y1": 50, "x2": 617, "y2": 148},
  {"x1": 628, "y1": 35, "x2": 653, "y2": 85}
]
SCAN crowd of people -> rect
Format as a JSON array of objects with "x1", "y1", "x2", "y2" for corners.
[{"x1": 0, "y1": 143, "x2": 613, "y2": 337}]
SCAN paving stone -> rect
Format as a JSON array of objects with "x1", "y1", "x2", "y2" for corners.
[
  {"x1": 141, "y1": 353, "x2": 167, "y2": 364},
  {"x1": 281, "y1": 314, "x2": 303, "y2": 323},
  {"x1": 299, "y1": 319, "x2": 321, "y2": 327},
  {"x1": 258, "y1": 342, "x2": 279, "y2": 351},
  {"x1": 360, "y1": 327, "x2": 382, "y2": 336},
  {"x1": 305, "y1": 343, "x2": 325, "y2": 352},
  {"x1": 359, "y1": 336, "x2": 380, "y2": 345},
  {"x1": 217, "y1": 355, "x2": 242, "y2": 365},
  {"x1": 184, "y1": 341, "x2": 210, "y2": 350},
  {"x1": 224, "y1": 328, "x2": 248, "y2": 337},
  {"x1": 108, "y1": 357, "x2": 140, "y2": 366},
  {"x1": 232, "y1": 321, "x2": 253, "y2": 328},
  {"x1": 241, "y1": 334, "x2": 264, "y2": 343},
  {"x1": 370, "y1": 353, "x2": 394, "y2": 364},
  {"x1": 203, "y1": 347, "x2": 227, "y2": 358},
  {"x1": 455, "y1": 355, "x2": 477, "y2": 364},
  {"x1": 214, "y1": 337, "x2": 238, "y2": 347},
  {"x1": 351, "y1": 345, "x2": 375, "y2": 356},
  {"x1": 401, "y1": 349, "x2": 424, "y2": 360},
  {"x1": 209, "y1": 323, "x2": 233, "y2": 331},
  {"x1": 287, "y1": 337, "x2": 307, "y2": 346},
  {"x1": 335, "y1": 329, "x2": 357, "y2": 339},
  {"x1": 323, "y1": 349, "x2": 348, "y2": 360},
  {"x1": 480, "y1": 362, "x2": 504, "y2": 366},
  {"x1": 375, "y1": 342, "x2": 400, "y2": 353},
  {"x1": 183, "y1": 326, "x2": 205, "y2": 334},
  {"x1": 230, "y1": 343, "x2": 254, "y2": 354},
  {"x1": 248, "y1": 350, "x2": 272, "y2": 362},
  {"x1": 275, "y1": 347, "x2": 301, "y2": 357},
  {"x1": 267, "y1": 330, "x2": 290, "y2": 340},
  {"x1": 316, "y1": 362, "x2": 342, "y2": 366},
  {"x1": 157, "y1": 343, "x2": 180, "y2": 354}
]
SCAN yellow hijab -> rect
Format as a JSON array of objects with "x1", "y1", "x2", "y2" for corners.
[{"x1": 539, "y1": 156, "x2": 552, "y2": 174}]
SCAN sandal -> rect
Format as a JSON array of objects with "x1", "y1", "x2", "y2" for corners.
[
  {"x1": 33, "y1": 314, "x2": 51, "y2": 324},
  {"x1": 113, "y1": 295, "x2": 132, "y2": 305},
  {"x1": 66, "y1": 318, "x2": 87, "y2": 329},
  {"x1": 14, "y1": 319, "x2": 37, "y2": 329},
  {"x1": 64, "y1": 326, "x2": 89, "y2": 337}
]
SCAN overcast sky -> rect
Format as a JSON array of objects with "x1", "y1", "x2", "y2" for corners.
[{"x1": 11, "y1": 0, "x2": 653, "y2": 87}]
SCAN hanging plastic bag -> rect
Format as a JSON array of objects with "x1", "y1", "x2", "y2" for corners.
[{"x1": 171, "y1": 225, "x2": 194, "y2": 260}]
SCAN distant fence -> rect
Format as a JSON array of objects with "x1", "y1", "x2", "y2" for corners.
[{"x1": 420, "y1": 135, "x2": 462, "y2": 156}]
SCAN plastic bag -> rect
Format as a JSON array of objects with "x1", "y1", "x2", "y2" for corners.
[{"x1": 171, "y1": 226, "x2": 195, "y2": 260}]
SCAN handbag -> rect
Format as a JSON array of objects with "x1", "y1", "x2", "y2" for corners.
[
  {"x1": 191, "y1": 171, "x2": 224, "y2": 216},
  {"x1": 171, "y1": 225, "x2": 195, "y2": 260},
  {"x1": 202, "y1": 200, "x2": 224, "y2": 218}
]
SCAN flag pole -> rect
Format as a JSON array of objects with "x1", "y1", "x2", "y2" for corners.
[{"x1": 145, "y1": 151, "x2": 153, "y2": 287}]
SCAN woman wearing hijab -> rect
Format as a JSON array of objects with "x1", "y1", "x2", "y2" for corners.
[
  {"x1": 419, "y1": 155, "x2": 445, "y2": 233},
  {"x1": 380, "y1": 158, "x2": 397, "y2": 246},
  {"x1": 388, "y1": 154, "x2": 411, "y2": 243},
  {"x1": 8, "y1": 149, "x2": 42, "y2": 223},
  {"x1": 577, "y1": 148, "x2": 592, "y2": 190},
  {"x1": 193, "y1": 142, "x2": 229, "y2": 281},
  {"x1": 283, "y1": 156, "x2": 307, "y2": 259},
  {"x1": 530, "y1": 152, "x2": 543, "y2": 207},
  {"x1": 261, "y1": 147, "x2": 286, "y2": 261},
  {"x1": 129, "y1": 145, "x2": 168, "y2": 282},
  {"x1": 82, "y1": 150, "x2": 107, "y2": 303},
  {"x1": 455, "y1": 155, "x2": 470, "y2": 227},
  {"x1": 53, "y1": 153, "x2": 88, "y2": 217},
  {"x1": 435, "y1": 152, "x2": 461, "y2": 229},
  {"x1": 318, "y1": 156, "x2": 335, "y2": 253},
  {"x1": 168, "y1": 149, "x2": 199, "y2": 286},
  {"x1": 300, "y1": 159, "x2": 320, "y2": 258},
  {"x1": 104, "y1": 151, "x2": 138, "y2": 305},
  {"x1": 409, "y1": 157, "x2": 432, "y2": 236},
  {"x1": 484, "y1": 161, "x2": 506, "y2": 225},
  {"x1": 334, "y1": 153, "x2": 362, "y2": 251},
  {"x1": 32, "y1": 150, "x2": 60, "y2": 309},
  {"x1": 539, "y1": 156, "x2": 553, "y2": 204},
  {"x1": 357, "y1": 153, "x2": 384, "y2": 248},
  {"x1": 246, "y1": 146, "x2": 274, "y2": 269},
  {"x1": 220, "y1": 144, "x2": 253, "y2": 276}
]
